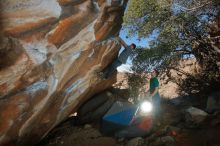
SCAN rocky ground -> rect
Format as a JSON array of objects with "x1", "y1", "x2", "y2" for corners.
[
  {"x1": 38, "y1": 94, "x2": 220, "y2": 146},
  {"x1": 37, "y1": 61, "x2": 220, "y2": 146}
]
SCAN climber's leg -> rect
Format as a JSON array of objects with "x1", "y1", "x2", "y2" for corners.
[{"x1": 102, "y1": 59, "x2": 122, "y2": 78}]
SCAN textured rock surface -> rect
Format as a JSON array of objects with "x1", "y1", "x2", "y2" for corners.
[
  {"x1": 39, "y1": 120, "x2": 117, "y2": 146},
  {"x1": 185, "y1": 107, "x2": 208, "y2": 124},
  {"x1": 0, "y1": 0, "x2": 127, "y2": 145}
]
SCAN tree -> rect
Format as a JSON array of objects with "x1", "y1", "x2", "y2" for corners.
[{"x1": 124, "y1": 0, "x2": 220, "y2": 96}]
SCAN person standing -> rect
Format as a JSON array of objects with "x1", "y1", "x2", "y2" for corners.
[{"x1": 146, "y1": 69, "x2": 161, "y2": 117}]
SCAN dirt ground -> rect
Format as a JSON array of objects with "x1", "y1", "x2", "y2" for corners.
[
  {"x1": 38, "y1": 100, "x2": 220, "y2": 146},
  {"x1": 160, "y1": 103, "x2": 220, "y2": 146}
]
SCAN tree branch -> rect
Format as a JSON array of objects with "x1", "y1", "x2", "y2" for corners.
[{"x1": 174, "y1": 1, "x2": 213, "y2": 12}]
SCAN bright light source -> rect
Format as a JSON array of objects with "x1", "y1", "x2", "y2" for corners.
[
  {"x1": 140, "y1": 101, "x2": 153, "y2": 113},
  {"x1": 69, "y1": 112, "x2": 77, "y2": 117}
]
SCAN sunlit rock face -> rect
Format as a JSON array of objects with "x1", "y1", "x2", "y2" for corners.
[{"x1": 0, "y1": 0, "x2": 127, "y2": 145}]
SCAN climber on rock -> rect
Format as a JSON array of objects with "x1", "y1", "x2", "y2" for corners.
[{"x1": 99, "y1": 37, "x2": 136, "y2": 78}]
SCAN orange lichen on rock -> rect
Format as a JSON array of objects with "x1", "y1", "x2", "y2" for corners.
[
  {"x1": 58, "y1": 0, "x2": 87, "y2": 6},
  {"x1": 95, "y1": 22, "x2": 114, "y2": 41},
  {"x1": 0, "y1": 0, "x2": 127, "y2": 145},
  {"x1": 0, "y1": 93, "x2": 29, "y2": 134},
  {"x1": 0, "y1": 83, "x2": 8, "y2": 96},
  {"x1": 4, "y1": 17, "x2": 58, "y2": 37},
  {"x1": 48, "y1": 15, "x2": 82, "y2": 46}
]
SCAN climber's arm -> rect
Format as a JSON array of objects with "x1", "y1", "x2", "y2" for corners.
[{"x1": 116, "y1": 37, "x2": 129, "y2": 48}]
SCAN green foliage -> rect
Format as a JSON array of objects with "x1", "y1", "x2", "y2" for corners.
[
  {"x1": 123, "y1": 0, "x2": 220, "y2": 96},
  {"x1": 124, "y1": 0, "x2": 172, "y2": 37},
  {"x1": 123, "y1": 0, "x2": 219, "y2": 71},
  {"x1": 127, "y1": 73, "x2": 147, "y2": 98}
]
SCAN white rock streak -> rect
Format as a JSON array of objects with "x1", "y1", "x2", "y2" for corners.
[
  {"x1": 37, "y1": 0, "x2": 61, "y2": 18},
  {"x1": 2, "y1": 0, "x2": 61, "y2": 29},
  {"x1": 21, "y1": 40, "x2": 48, "y2": 65},
  {"x1": 19, "y1": 74, "x2": 58, "y2": 137},
  {"x1": 25, "y1": 80, "x2": 48, "y2": 95}
]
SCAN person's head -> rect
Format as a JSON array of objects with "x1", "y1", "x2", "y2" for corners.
[
  {"x1": 130, "y1": 43, "x2": 136, "y2": 49},
  {"x1": 151, "y1": 69, "x2": 159, "y2": 77}
]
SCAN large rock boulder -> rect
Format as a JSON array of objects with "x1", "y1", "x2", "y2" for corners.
[
  {"x1": 206, "y1": 91, "x2": 220, "y2": 113},
  {"x1": 77, "y1": 91, "x2": 116, "y2": 124},
  {"x1": 185, "y1": 107, "x2": 208, "y2": 125},
  {"x1": 0, "y1": 0, "x2": 128, "y2": 145}
]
